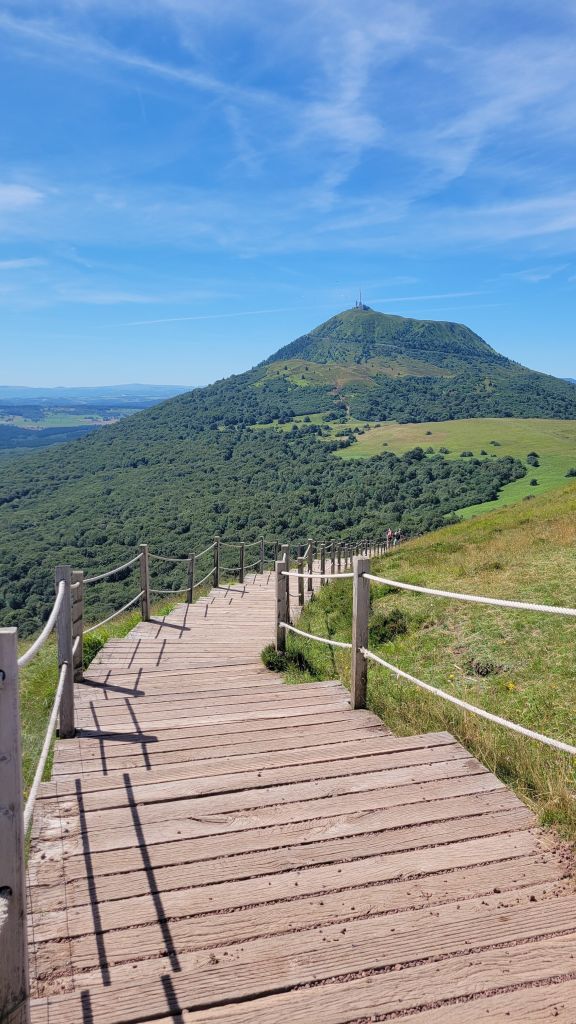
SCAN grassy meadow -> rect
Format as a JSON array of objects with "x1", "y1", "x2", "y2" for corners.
[
  {"x1": 276, "y1": 482, "x2": 576, "y2": 839},
  {"x1": 336, "y1": 417, "x2": 576, "y2": 515}
]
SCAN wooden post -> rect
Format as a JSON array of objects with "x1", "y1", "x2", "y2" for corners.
[
  {"x1": 55, "y1": 565, "x2": 75, "y2": 739},
  {"x1": 320, "y1": 543, "x2": 326, "y2": 586},
  {"x1": 330, "y1": 540, "x2": 336, "y2": 575},
  {"x1": 239, "y1": 544, "x2": 245, "y2": 584},
  {"x1": 307, "y1": 538, "x2": 314, "y2": 593},
  {"x1": 0, "y1": 628, "x2": 30, "y2": 1024},
  {"x1": 71, "y1": 569, "x2": 84, "y2": 685},
  {"x1": 351, "y1": 556, "x2": 371, "y2": 710},
  {"x1": 275, "y1": 560, "x2": 288, "y2": 652},
  {"x1": 274, "y1": 540, "x2": 280, "y2": 563},
  {"x1": 337, "y1": 542, "x2": 342, "y2": 573},
  {"x1": 281, "y1": 544, "x2": 290, "y2": 625},
  {"x1": 259, "y1": 538, "x2": 265, "y2": 575},
  {"x1": 297, "y1": 552, "x2": 305, "y2": 607},
  {"x1": 186, "y1": 553, "x2": 195, "y2": 603},
  {"x1": 213, "y1": 537, "x2": 220, "y2": 588},
  {"x1": 139, "y1": 544, "x2": 150, "y2": 622}
]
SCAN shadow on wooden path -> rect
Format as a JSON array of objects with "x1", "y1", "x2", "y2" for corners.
[{"x1": 27, "y1": 570, "x2": 576, "y2": 1022}]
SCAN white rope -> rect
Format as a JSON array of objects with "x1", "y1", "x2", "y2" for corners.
[
  {"x1": 282, "y1": 570, "x2": 354, "y2": 580},
  {"x1": 243, "y1": 560, "x2": 261, "y2": 571},
  {"x1": 281, "y1": 622, "x2": 352, "y2": 649},
  {"x1": 148, "y1": 552, "x2": 190, "y2": 564},
  {"x1": 196, "y1": 542, "x2": 216, "y2": 559},
  {"x1": 363, "y1": 573, "x2": 576, "y2": 617},
  {"x1": 84, "y1": 553, "x2": 142, "y2": 584},
  {"x1": 360, "y1": 648, "x2": 576, "y2": 756},
  {"x1": 193, "y1": 569, "x2": 216, "y2": 588},
  {"x1": 72, "y1": 635, "x2": 80, "y2": 655},
  {"x1": 18, "y1": 583, "x2": 66, "y2": 668},
  {"x1": 23, "y1": 661, "x2": 68, "y2": 833},
  {"x1": 84, "y1": 591, "x2": 144, "y2": 634},
  {"x1": 149, "y1": 586, "x2": 189, "y2": 595}
]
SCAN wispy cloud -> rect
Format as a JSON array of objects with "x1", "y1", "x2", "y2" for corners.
[
  {"x1": 0, "y1": 257, "x2": 45, "y2": 269},
  {"x1": 0, "y1": 184, "x2": 44, "y2": 212}
]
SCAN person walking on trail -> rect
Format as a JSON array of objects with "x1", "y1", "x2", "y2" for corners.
[
  {"x1": 387, "y1": 527, "x2": 393, "y2": 550},
  {"x1": 393, "y1": 529, "x2": 401, "y2": 547}
]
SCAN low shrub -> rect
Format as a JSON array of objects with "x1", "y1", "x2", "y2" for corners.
[{"x1": 369, "y1": 607, "x2": 408, "y2": 645}]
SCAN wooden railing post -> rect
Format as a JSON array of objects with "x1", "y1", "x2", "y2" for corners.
[
  {"x1": 71, "y1": 569, "x2": 84, "y2": 685},
  {"x1": 186, "y1": 553, "x2": 195, "y2": 603},
  {"x1": 297, "y1": 549, "x2": 305, "y2": 607},
  {"x1": 239, "y1": 544, "x2": 245, "y2": 584},
  {"x1": 330, "y1": 539, "x2": 336, "y2": 575},
  {"x1": 320, "y1": 543, "x2": 326, "y2": 586},
  {"x1": 337, "y1": 542, "x2": 342, "y2": 573},
  {"x1": 274, "y1": 540, "x2": 280, "y2": 563},
  {"x1": 275, "y1": 560, "x2": 288, "y2": 652},
  {"x1": 0, "y1": 628, "x2": 30, "y2": 1024},
  {"x1": 351, "y1": 556, "x2": 371, "y2": 710},
  {"x1": 139, "y1": 544, "x2": 150, "y2": 622},
  {"x1": 213, "y1": 537, "x2": 220, "y2": 588},
  {"x1": 307, "y1": 538, "x2": 314, "y2": 593},
  {"x1": 259, "y1": 538, "x2": 265, "y2": 575},
  {"x1": 55, "y1": 565, "x2": 75, "y2": 739},
  {"x1": 281, "y1": 544, "x2": 290, "y2": 625}
]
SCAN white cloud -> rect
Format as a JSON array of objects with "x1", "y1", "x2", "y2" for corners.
[
  {"x1": 0, "y1": 257, "x2": 45, "y2": 269},
  {"x1": 0, "y1": 184, "x2": 44, "y2": 212}
]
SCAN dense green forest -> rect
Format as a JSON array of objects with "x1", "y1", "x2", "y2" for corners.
[
  {"x1": 4, "y1": 303, "x2": 575, "y2": 634},
  {"x1": 0, "y1": 420, "x2": 524, "y2": 634}
]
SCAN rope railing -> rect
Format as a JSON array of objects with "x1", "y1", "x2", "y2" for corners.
[
  {"x1": 363, "y1": 573, "x2": 576, "y2": 618},
  {"x1": 196, "y1": 542, "x2": 216, "y2": 559},
  {"x1": 84, "y1": 591, "x2": 144, "y2": 634},
  {"x1": 274, "y1": 547, "x2": 576, "y2": 757},
  {"x1": 194, "y1": 569, "x2": 216, "y2": 588},
  {"x1": 282, "y1": 570, "x2": 354, "y2": 580},
  {"x1": 23, "y1": 661, "x2": 68, "y2": 833},
  {"x1": 243, "y1": 559, "x2": 261, "y2": 571},
  {"x1": 17, "y1": 582, "x2": 66, "y2": 669},
  {"x1": 84, "y1": 552, "x2": 142, "y2": 585},
  {"x1": 282, "y1": 622, "x2": 352, "y2": 650},
  {"x1": 149, "y1": 586, "x2": 189, "y2": 595},
  {"x1": 148, "y1": 551, "x2": 190, "y2": 564},
  {"x1": 361, "y1": 648, "x2": 576, "y2": 756}
]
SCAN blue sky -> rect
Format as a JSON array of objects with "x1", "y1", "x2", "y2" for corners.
[{"x1": 0, "y1": 0, "x2": 575, "y2": 385}]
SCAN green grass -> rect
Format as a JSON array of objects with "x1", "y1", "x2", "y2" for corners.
[
  {"x1": 275, "y1": 483, "x2": 576, "y2": 840},
  {"x1": 336, "y1": 417, "x2": 576, "y2": 515}
]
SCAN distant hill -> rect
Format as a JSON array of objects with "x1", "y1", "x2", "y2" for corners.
[
  {"x1": 260, "y1": 308, "x2": 576, "y2": 422},
  {"x1": 2, "y1": 305, "x2": 574, "y2": 632},
  {"x1": 0, "y1": 384, "x2": 192, "y2": 406}
]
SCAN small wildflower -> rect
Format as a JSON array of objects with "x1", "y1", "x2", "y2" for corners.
[{"x1": 506, "y1": 682, "x2": 517, "y2": 691}]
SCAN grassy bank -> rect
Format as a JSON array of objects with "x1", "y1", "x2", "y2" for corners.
[{"x1": 274, "y1": 483, "x2": 576, "y2": 839}]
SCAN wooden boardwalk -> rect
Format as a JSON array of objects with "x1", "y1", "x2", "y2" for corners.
[{"x1": 26, "y1": 569, "x2": 576, "y2": 1022}]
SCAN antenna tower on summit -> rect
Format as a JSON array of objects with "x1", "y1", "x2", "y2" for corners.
[{"x1": 355, "y1": 288, "x2": 366, "y2": 309}]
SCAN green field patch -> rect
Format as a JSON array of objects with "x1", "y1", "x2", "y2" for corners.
[{"x1": 336, "y1": 417, "x2": 576, "y2": 514}]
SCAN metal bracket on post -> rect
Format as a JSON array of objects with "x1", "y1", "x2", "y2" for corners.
[
  {"x1": 239, "y1": 543, "x2": 245, "y2": 584},
  {"x1": 55, "y1": 565, "x2": 75, "y2": 739},
  {"x1": 0, "y1": 627, "x2": 31, "y2": 1024},
  {"x1": 275, "y1": 560, "x2": 288, "y2": 652},
  {"x1": 213, "y1": 537, "x2": 220, "y2": 588},
  {"x1": 351, "y1": 556, "x2": 371, "y2": 710},
  {"x1": 71, "y1": 569, "x2": 84, "y2": 685},
  {"x1": 139, "y1": 544, "x2": 150, "y2": 622},
  {"x1": 187, "y1": 553, "x2": 195, "y2": 603},
  {"x1": 307, "y1": 538, "x2": 314, "y2": 593}
]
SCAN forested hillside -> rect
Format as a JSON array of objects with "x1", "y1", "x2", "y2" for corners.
[{"x1": 5, "y1": 303, "x2": 575, "y2": 634}]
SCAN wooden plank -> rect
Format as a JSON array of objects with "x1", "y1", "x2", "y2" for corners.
[
  {"x1": 42, "y1": 732, "x2": 459, "y2": 801},
  {"x1": 32, "y1": 861, "x2": 566, "y2": 977},
  {"x1": 26, "y1": 899, "x2": 576, "y2": 1023}
]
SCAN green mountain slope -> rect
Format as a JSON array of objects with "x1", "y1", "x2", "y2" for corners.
[
  {"x1": 262, "y1": 307, "x2": 576, "y2": 422},
  {"x1": 1, "y1": 305, "x2": 573, "y2": 633}
]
